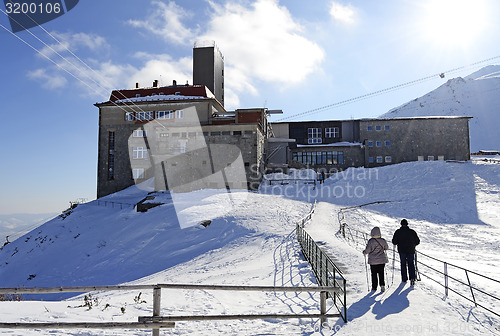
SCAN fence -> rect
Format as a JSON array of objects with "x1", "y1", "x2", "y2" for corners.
[
  {"x1": 337, "y1": 208, "x2": 500, "y2": 319},
  {"x1": 0, "y1": 283, "x2": 341, "y2": 334},
  {"x1": 265, "y1": 178, "x2": 317, "y2": 187},
  {"x1": 95, "y1": 200, "x2": 135, "y2": 209},
  {"x1": 295, "y1": 201, "x2": 348, "y2": 323}
]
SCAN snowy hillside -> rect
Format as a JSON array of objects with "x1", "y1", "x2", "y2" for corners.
[
  {"x1": 0, "y1": 160, "x2": 499, "y2": 335},
  {"x1": 380, "y1": 65, "x2": 500, "y2": 152},
  {"x1": 0, "y1": 213, "x2": 57, "y2": 243}
]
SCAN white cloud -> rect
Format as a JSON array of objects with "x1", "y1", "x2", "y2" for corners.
[
  {"x1": 127, "y1": 1, "x2": 195, "y2": 45},
  {"x1": 329, "y1": 1, "x2": 357, "y2": 25},
  {"x1": 28, "y1": 1, "x2": 325, "y2": 110},
  {"x1": 27, "y1": 68, "x2": 68, "y2": 89},
  {"x1": 197, "y1": 0, "x2": 325, "y2": 108},
  {"x1": 38, "y1": 32, "x2": 109, "y2": 59}
]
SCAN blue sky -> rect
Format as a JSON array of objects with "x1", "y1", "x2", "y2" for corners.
[{"x1": 1, "y1": 0, "x2": 499, "y2": 214}]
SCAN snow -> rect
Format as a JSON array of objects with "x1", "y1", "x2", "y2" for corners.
[
  {"x1": 0, "y1": 160, "x2": 499, "y2": 335},
  {"x1": 115, "y1": 94, "x2": 208, "y2": 103},
  {"x1": 380, "y1": 65, "x2": 500, "y2": 152}
]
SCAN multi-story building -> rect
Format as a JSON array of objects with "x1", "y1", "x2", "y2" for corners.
[
  {"x1": 270, "y1": 116, "x2": 471, "y2": 173},
  {"x1": 94, "y1": 42, "x2": 278, "y2": 198}
]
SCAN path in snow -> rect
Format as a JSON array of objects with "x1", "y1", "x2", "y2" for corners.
[{"x1": 304, "y1": 201, "x2": 497, "y2": 336}]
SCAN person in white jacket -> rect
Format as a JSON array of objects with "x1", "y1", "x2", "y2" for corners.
[{"x1": 363, "y1": 227, "x2": 389, "y2": 292}]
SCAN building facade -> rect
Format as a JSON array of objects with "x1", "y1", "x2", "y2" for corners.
[
  {"x1": 95, "y1": 86, "x2": 273, "y2": 198},
  {"x1": 270, "y1": 116, "x2": 471, "y2": 173}
]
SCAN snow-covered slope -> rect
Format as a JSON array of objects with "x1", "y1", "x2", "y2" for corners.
[
  {"x1": 0, "y1": 160, "x2": 499, "y2": 335},
  {"x1": 380, "y1": 65, "x2": 500, "y2": 152}
]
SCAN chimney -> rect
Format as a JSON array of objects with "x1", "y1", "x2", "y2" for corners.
[
  {"x1": 135, "y1": 82, "x2": 140, "y2": 88},
  {"x1": 153, "y1": 80, "x2": 158, "y2": 87},
  {"x1": 173, "y1": 80, "x2": 177, "y2": 87}
]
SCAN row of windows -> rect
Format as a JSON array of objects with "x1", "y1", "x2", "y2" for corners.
[
  {"x1": 107, "y1": 131, "x2": 115, "y2": 180},
  {"x1": 368, "y1": 156, "x2": 392, "y2": 164},
  {"x1": 292, "y1": 151, "x2": 344, "y2": 165},
  {"x1": 132, "y1": 129, "x2": 255, "y2": 138},
  {"x1": 366, "y1": 125, "x2": 390, "y2": 131},
  {"x1": 307, "y1": 127, "x2": 339, "y2": 144},
  {"x1": 367, "y1": 140, "x2": 391, "y2": 147},
  {"x1": 125, "y1": 110, "x2": 184, "y2": 121}
]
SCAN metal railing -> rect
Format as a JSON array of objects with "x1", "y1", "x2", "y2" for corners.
[
  {"x1": 415, "y1": 251, "x2": 500, "y2": 318},
  {"x1": 297, "y1": 225, "x2": 348, "y2": 323},
  {"x1": 0, "y1": 283, "x2": 341, "y2": 334},
  {"x1": 295, "y1": 201, "x2": 348, "y2": 323},
  {"x1": 95, "y1": 200, "x2": 135, "y2": 209},
  {"x1": 265, "y1": 178, "x2": 317, "y2": 186},
  {"x1": 337, "y1": 208, "x2": 500, "y2": 319}
]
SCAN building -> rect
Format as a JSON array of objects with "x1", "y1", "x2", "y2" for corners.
[
  {"x1": 270, "y1": 116, "x2": 471, "y2": 173},
  {"x1": 95, "y1": 42, "x2": 278, "y2": 198},
  {"x1": 193, "y1": 41, "x2": 224, "y2": 106}
]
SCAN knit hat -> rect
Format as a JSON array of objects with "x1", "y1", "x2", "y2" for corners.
[
  {"x1": 370, "y1": 226, "x2": 381, "y2": 238},
  {"x1": 401, "y1": 219, "x2": 408, "y2": 226}
]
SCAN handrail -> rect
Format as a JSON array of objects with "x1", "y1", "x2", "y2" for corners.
[
  {"x1": 337, "y1": 207, "x2": 500, "y2": 319},
  {"x1": 295, "y1": 200, "x2": 348, "y2": 323}
]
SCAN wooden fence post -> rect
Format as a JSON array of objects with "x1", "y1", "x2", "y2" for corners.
[
  {"x1": 320, "y1": 291, "x2": 327, "y2": 326},
  {"x1": 152, "y1": 287, "x2": 161, "y2": 336}
]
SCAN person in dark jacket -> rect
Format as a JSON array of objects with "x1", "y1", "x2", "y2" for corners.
[
  {"x1": 392, "y1": 219, "x2": 420, "y2": 285},
  {"x1": 363, "y1": 227, "x2": 389, "y2": 292}
]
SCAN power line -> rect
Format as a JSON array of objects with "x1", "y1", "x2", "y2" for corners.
[{"x1": 277, "y1": 55, "x2": 500, "y2": 121}]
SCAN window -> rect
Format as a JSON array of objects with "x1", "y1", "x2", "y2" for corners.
[
  {"x1": 367, "y1": 126, "x2": 373, "y2": 131},
  {"x1": 376, "y1": 141, "x2": 382, "y2": 147},
  {"x1": 368, "y1": 156, "x2": 374, "y2": 163},
  {"x1": 136, "y1": 111, "x2": 153, "y2": 121},
  {"x1": 176, "y1": 110, "x2": 184, "y2": 119},
  {"x1": 375, "y1": 125, "x2": 382, "y2": 131},
  {"x1": 385, "y1": 156, "x2": 392, "y2": 163},
  {"x1": 368, "y1": 141, "x2": 374, "y2": 147},
  {"x1": 325, "y1": 127, "x2": 339, "y2": 138},
  {"x1": 376, "y1": 156, "x2": 383, "y2": 163},
  {"x1": 385, "y1": 141, "x2": 391, "y2": 147},
  {"x1": 107, "y1": 131, "x2": 115, "y2": 180},
  {"x1": 157, "y1": 111, "x2": 173, "y2": 119},
  {"x1": 385, "y1": 125, "x2": 390, "y2": 131},
  {"x1": 307, "y1": 128, "x2": 322, "y2": 144},
  {"x1": 133, "y1": 129, "x2": 147, "y2": 137},
  {"x1": 418, "y1": 156, "x2": 424, "y2": 161},
  {"x1": 338, "y1": 151, "x2": 344, "y2": 164},
  {"x1": 135, "y1": 94, "x2": 140, "y2": 98},
  {"x1": 428, "y1": 156, "x2": 435, "y2": 161},
  {"x1": 125, "y1": 112, "x2": 134, "y2": 121},
  {"x1": 133, "y1": 168, "x2": 144, "y2": 179},
  {"x1": 133, "y1": 147, "x2": 148, "y2": 159},
  {"x1": 211, "y1": 131, "x2": 221, "y2": 136},
  {"x1": 233, "y1": 131, "x2": 242, "y2": 135},
  {"x1": 179, "y1": 141, "x2": 187, "y2": 153},
  {"x1": 438, "y1": 155, "x2": 445, "y2": 161}
]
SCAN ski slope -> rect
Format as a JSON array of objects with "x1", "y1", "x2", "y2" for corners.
[{"x1": 0, "y1": 159, "x2": 499, "y2": 335}]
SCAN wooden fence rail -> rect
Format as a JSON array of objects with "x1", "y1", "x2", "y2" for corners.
[{"x1": 0, "y1": 283, "x2": 341, "y2": 334}]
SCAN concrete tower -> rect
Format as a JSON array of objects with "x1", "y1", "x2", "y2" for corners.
[{"x1": 193, "y1": 41, "x2": 224, "y2": 106}]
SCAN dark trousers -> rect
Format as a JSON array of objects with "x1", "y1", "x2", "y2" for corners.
[
  {"x1": 399, "y1": 252, "x2": 416, "y2": 281},
  {"x1": 370, "y1": 264, "x2": 385, "y2": 290}
]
